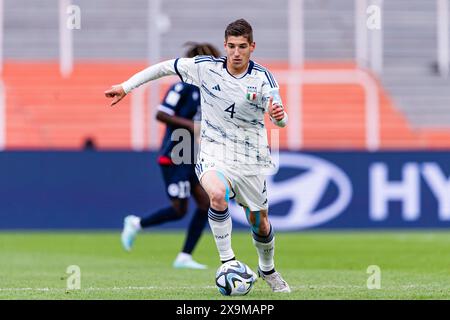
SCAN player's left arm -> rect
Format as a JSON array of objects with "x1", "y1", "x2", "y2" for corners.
[
  {"x1": 261, "y1": 71, "x2": 288, "y2": 127},
  {"x1": 268, "y1": 96, "x2": 288, "y2": 128}
]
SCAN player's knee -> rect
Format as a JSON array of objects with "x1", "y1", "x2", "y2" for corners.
[
  {"x1": 195, "y1": 192, "x2": 210, "y2": 212},
  {"x1": 173, "y1": 207, "x2": 188, "y2": 219},
  {"x1": 172, "y1": 201, "x2": 188, "y2": 218},
  {"x1": 198, "y1": 201, "x2": 209, "y2": 213},
  {"x1": 209, "y1": 186, "x2": 228, "y2": 210}
]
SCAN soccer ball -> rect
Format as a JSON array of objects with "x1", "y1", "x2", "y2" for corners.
[{"x1": 215, "y1": 260, "x2": 257, "y2": 296}]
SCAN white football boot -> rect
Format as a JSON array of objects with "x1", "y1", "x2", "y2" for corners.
[
  {"x1": 121, "y1": 215, "x2": 141, "y2": 251},
  {"x1": 258, "y1": 268, "x2": 291, "y2": 293},
  {"x1": 173, "y1": 252, "x2": 207, "y2": 270}
]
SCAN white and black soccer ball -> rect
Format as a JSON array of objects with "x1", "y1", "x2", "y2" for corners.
[{"x1": 215, "y1": 260, "x2": 257, "y2": 296}]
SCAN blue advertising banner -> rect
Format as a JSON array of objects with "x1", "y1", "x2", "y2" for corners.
[{"x1": 0, "y1": 151, "x2": 449, "y2": 230}]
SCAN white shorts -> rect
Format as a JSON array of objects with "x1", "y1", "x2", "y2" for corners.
[{"x1": 195, "y1": 158, "x2": 268, "y2": 211}]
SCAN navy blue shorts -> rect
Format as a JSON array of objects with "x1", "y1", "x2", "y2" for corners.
[{"x1": 160, "y1": 164, "x2": 200, "y2": 199}]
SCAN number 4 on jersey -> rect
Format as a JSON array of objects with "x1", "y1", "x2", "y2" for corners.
[{"x1": 224, "y1": 103, "x2": 236, "y2": 118}]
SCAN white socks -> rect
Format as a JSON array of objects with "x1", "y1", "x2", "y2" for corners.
[
  {"x1": 252, "y1": 225, "x2": 275, "y2": 272},
  {"x1": 208, "y1": 207, "x2": 276, "y2": 270},
  {"x1": 208, "y1": 208, "x2": 235, "y2": 262}
]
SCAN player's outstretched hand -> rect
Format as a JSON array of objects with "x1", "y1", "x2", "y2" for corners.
[
  {"x1": 105, "y1": 85, "x2": 126, "y2": 106},
  {"x1": 268, "y1": 96, "x2": 285, "y2": 121}
]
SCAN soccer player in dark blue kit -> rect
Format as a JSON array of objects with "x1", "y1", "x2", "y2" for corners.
[{"x1": 121, "y1": 43, "x2": 221, "y2": 269}]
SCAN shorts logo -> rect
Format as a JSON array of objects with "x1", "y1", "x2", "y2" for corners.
[
  {"x1": 246, "y1": 86, "x2": 257, "y2": 101},
  {"x1": 204, "y1": 162, "x2": 215, "y2": 169}
]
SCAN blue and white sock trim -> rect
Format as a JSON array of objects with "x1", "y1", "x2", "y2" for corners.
[
  {"x1": 208, "y1": 207, "x2": 230, "y2": 222},
  {"x1": 252, "y1": 224, "x2": 274, "y2": 243}
]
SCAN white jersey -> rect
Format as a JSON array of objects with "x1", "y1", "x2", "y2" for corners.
[{"x1": 175, "y1": 56, "x2": 282, "y2": 176}]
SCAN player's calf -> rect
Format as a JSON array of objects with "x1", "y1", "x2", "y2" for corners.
[{"x1": 208, "y1": 207, "x2": 235, "y2": 262}]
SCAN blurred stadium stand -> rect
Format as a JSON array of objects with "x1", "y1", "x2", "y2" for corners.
[{"x1": 2, "y1": 0, "x2": 450, "y2": 150}]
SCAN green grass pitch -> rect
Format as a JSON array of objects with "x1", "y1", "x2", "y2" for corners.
[{"x1": 0, "y1": 231, "x2": 449, "y2": 299}]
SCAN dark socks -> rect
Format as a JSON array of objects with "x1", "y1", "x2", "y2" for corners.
[
  {"x1": 140, "y1": 206, "x2": 183, "y2": 228},
  {"x1": 181, "y1": 208, "x2": 208, "y2": 254}
]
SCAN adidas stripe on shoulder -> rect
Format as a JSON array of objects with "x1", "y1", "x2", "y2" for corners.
[
  {"x1": 254, "y1": 63, "x2": 277, "y2": 88},
  {"x1": 195, "y1": 55, "x2": 226, "y2": 64}
]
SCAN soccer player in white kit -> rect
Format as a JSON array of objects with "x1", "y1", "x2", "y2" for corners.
[{"x1": 105, "y1": 19, "x2": 290, "y2": 293}]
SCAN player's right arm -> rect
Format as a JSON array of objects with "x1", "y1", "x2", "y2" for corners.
[
  {"x1": 156, "y1": 112, "x2": 195, "y2": 132},
  {"x1": 104, "y1": 58, "x2": 199, "y2": 106}
]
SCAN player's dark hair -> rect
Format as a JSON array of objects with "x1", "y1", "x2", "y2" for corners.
[
  {"x1": 224, "y1": 19, "x2": 253, "y2": 43},
  {"x1": 184, "y1": 42, "x2": 221, "y2": 58}
]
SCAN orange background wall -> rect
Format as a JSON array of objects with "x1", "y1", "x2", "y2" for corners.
[{"x1": 4, "y1": 61, "x2": 450, "y2": 150}]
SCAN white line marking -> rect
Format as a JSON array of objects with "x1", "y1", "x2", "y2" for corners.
[{"x1": 1, "y1": 284, "x2": 449, "y2": 292}]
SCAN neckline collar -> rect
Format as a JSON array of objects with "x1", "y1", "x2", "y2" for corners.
[{"x1": 222, "y1": 58, "x2": 254, "y2": 79}]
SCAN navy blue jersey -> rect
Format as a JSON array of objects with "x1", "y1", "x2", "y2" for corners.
[{"x1": 157, "y1": 82, "x2": 200, "y2": 162}]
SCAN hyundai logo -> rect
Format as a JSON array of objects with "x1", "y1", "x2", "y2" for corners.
[{"x1": 230, "y1": 153, "x2": 353, "y2": 230}]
